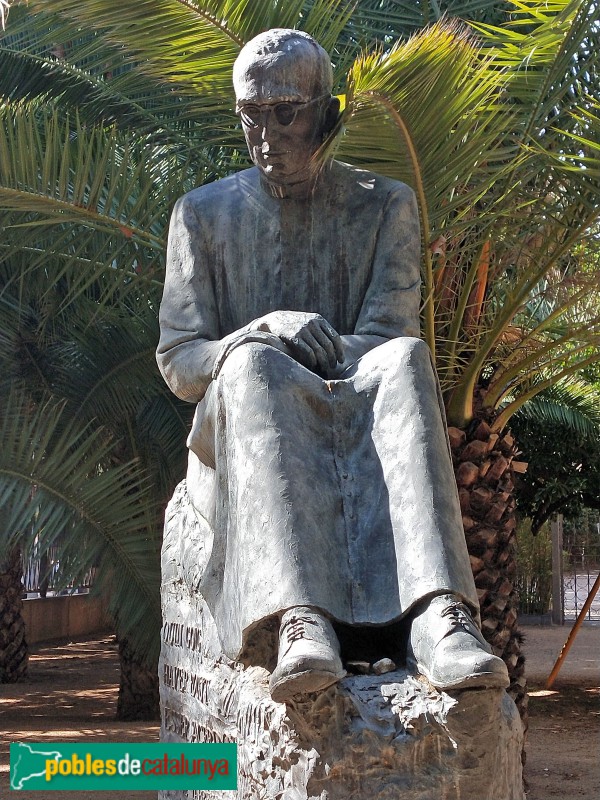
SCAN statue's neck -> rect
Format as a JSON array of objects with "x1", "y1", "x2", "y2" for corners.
[{"x1": 259, "y1": 161, "x2": 329, "y2": 200}]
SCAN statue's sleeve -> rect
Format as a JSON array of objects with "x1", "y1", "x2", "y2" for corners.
[
  {"x1": 156, "y1": 193, "x2": 224, "y2": 403},
  {"x1": 355, "y1": 183, "x2": 421, "y2": 339}
]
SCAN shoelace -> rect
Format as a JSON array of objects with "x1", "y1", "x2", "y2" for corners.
[
  {"x1": 283, "y1": 615, "x2": 319, "y2": 644},
  {"x1": 440, "y1": 602, "x2": 477, "y2": 634}
]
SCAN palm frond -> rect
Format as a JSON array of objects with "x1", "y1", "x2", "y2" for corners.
[
  {"x1": 512, "y1": 379, "x2": 600, "y2": 440},
  {"x1": 51, "y1": 325, "x2": 161, "y2": 422},
  {"x1": 135, "y1": 393, "x2": 194, "y2": 499},
  {"x1": 0, "y1": 103, "x2": 203, "y2": 311},
  {"x1": 482, "y1": 268, "x2": 600, "y2": 408},
  {"x1": 0, "y1": 389, "x2": 162, "y2": 661},
  {"x1": 435, "y1": 0, "x2": 600, "y2": 424},
  {"x1": 337, "y1": 0, "x2": 512, "y2": 45},
  {"x1": 0, "y1": 3, "x2": 245, "y2": 164},
  {"x1": 492, "y1": 347, "x2": 600, "y2": 432},
  {"x1": 340, "y1": 21, "x2": 518, "y2": 354},
  {"x1": 319, "y1": 3, "x2": 599, "y2": 423},
  {"x1": 0, "y1": 107, "x2": 166, "y2": 244},
  {"x1": 20, "y1": 0, "x2": 354, "y2": 100}
]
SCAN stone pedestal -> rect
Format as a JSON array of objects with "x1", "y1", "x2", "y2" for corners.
[{"x1": 159, "y1": 482, "x2": 524, "y2": 800}]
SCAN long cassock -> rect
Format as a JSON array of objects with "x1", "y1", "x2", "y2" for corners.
[{"x1": 157, "y1": 159, "x2": 478, "y2": 660}]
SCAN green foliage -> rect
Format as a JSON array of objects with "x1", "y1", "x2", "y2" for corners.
[
  {"x1": 0, "y1": 267, "x2": 192, "y2": 659},
  {"x1": 336, "y1": 0, "x2": 600, "y2": 426},
  {"x1": 514, "y1": 518, "x2": 553, "y2": 615},
  {"x1": 512, "y1": 380, "x2": 600, "y2": 532},
  {"x1": 0, "y1": 390, "x2": 162, "y2": 655}
]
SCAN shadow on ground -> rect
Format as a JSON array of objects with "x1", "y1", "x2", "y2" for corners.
[{"x1": 0, "y1": 636, "x2": 159, "y2": 800}]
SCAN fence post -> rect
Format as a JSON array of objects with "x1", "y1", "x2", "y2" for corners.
[{"x1": 551, "y1": 514, "x2": 564, "y2": 625}]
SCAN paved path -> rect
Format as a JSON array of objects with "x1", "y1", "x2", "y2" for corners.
[{"x1": 521, "y1": 618, "x2": 600, "y2": 686}]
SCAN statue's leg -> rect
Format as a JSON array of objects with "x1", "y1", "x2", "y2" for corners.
[
  {"x1": 346, "y1": 336, "x2": 477, "y2": 614},
  {"x1": 190, "y1": 338, "x2": 507, "y2": 693},
  {"x1": 349, "y1": 337, "x2": 508, "y2": 689},
  {"x1": 203, "y1": 342, "x2": 355, "y2": 662}
]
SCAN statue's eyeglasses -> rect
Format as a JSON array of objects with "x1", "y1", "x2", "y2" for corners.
[{"x1": 236, "y1": 95, "x2": 329, "y2": 128}]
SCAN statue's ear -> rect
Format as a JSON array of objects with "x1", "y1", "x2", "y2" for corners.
[{"x1": 322, "y1": 96, "x2": 341, "y2": 137}]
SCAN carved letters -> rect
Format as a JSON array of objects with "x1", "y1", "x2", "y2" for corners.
[
  {"x1": 163, "y1": 664, "x2": 211, "y2": 703},
  {"x1": 163, "y1": 705, "x2": 234, "y2": 744},
  {"x1": 163, "y1": 622, "x2": 203, "y2": 652}
]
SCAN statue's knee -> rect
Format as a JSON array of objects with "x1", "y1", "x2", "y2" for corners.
[
  {"x1": 218, "y1": 341, "x2": 284, "y2": 384},
  {"x1": 219, "y1": 341, "x2": 258, "y2": 375},
  {"x1": 388, "y1": 336, "x2": 430, "y2": 365}
]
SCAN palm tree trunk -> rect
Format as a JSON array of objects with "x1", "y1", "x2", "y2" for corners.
[
  {"x1": 449, "y1": 392, "x2": 527, "y2": 722},
  {"x1": 116, "y1": 637, "x2": 159, "y2": 721},
  {"x1": 0, "y1": 548, "x2": 29, "y2": 683}
]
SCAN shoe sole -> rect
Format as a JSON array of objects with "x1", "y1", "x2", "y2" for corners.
[
  {"x1": 407, "y1": 657, "x2": 510, "y2": 691},
  {"x1": 270, "y1": 668, "x2": 346, "y2": 703}
]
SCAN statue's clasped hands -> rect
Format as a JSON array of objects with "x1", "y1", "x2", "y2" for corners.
[{"x1": 254, "y1": 311, "x2": 344, "y2": 374}]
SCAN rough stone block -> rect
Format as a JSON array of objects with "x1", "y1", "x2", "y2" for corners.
[{"x1": 159, "y1": 483, "x2": 525, "y2": 800}]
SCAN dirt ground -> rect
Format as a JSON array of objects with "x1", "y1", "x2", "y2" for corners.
[
  {"x1": 0, "y1": 623, "x2": 598, "y2": 800},
  {"x1": 520, "y1": 620, "x2": 600, "y2": 800},
  {"x1": 0, "y1": 636, "x2": 159, "y2": 800}
]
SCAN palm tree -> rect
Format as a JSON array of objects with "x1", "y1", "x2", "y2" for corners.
[
  {"x1": 0, "y1": 546, "x2": 28, "y2": 682},
  {"x1": 336, "y1": 0, "x2": 600, "y2": 714},
  {"x1": 1, "y1": 0, "x2": 599, "y2": 722},
  {"x1": 0, "y1": 53, "x2": 197, "y2": 709}
]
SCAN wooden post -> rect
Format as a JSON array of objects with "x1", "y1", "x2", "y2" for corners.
[{"x1": 551, "y1": 515, "x2": 564, "y2": 625}]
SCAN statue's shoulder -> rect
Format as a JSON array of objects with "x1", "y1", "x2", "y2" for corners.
[
  {"x1": 176, "y1": 167, "x2": 260, "y2": 214},
  {"x1": 328, "y1": 160, "x2": 415, "y2": 205}
]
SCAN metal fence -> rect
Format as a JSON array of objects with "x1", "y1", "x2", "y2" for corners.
[
  {"x1": 22, "y1": 546, "x2": 96, "y2": 597},
  {"x1": 513, "y1": 515, "x2": 600, "y2": 622},
  {"x1": 563, "y1": 543, "x2": 600, "y2": 621}
]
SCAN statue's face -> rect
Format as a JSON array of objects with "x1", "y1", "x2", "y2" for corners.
[{"x1": 235, "y1": 62, "x2": 328, "y2": 185}]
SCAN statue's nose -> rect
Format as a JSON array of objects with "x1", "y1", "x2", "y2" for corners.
[{"x1": 260, "y1": 113, "x2": 274, "y2": 141}]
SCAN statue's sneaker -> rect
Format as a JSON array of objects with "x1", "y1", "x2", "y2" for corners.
[
  {"x1": 408, "y1": 594, "x2": 510, "y2": 691},
  {"x1": 269, "y1": 607, "x2": 346, "y2": 702}
]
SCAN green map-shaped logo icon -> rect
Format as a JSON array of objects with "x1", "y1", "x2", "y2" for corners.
[{"x1": 10, "y1": 742, "x2": 63, "y2": 789}]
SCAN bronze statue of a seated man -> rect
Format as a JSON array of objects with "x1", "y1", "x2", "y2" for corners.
[{"x1": 157, "y1": 28, "x2": 509, "y2": 702}]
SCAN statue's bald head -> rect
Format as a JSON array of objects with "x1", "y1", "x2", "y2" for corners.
[{"x1": 233, "y1": 29, "x2": 333, "y2": 104}]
